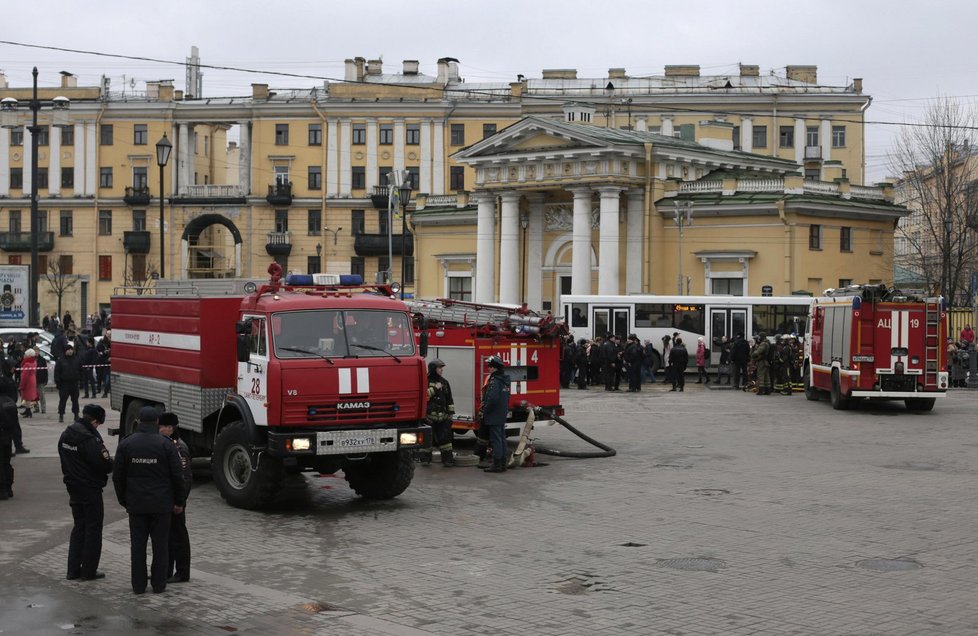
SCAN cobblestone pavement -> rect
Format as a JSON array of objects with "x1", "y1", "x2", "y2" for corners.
[{"x1": 3, "y1": 385, "x2": 978, "y2": 635}]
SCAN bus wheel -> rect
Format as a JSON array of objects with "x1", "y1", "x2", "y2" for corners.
[
  {"x1": 803, "y1": 364, "x2": 819, "y2": 401},
  {"x1": 905, "y1": 398, "x2": 936, "y2": 412},
  {"x1": 830, "y1": 370, "x2": 849, "y2": 410}
]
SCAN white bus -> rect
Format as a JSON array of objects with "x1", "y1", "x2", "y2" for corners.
[{"x1": 560, "y1": 294, "x2": 813, "y2": 369}]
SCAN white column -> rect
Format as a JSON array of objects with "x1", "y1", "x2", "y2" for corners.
[
  {"x1": 238, "y1": 121, "x2": 251, "y2": 194},
  {"x1": 326, "y1": 118, "x2": 339, "y2": 197},
  {"x1": 570, "y1": 187, "x2": 592, "y2": 295},
  {"x1": 339, "y1": 119, "x2": 351, "y2": 196},
  {"x1": 794, "y1": 117, "x2": 805, "y2": 165},
  {"x1": 740, "y1": 116, "x2": 753, "y2": 153},
  {"x1": 178, "y1": 123, "x2": 190, "y2": 192},
  {"x1": 498, "y1": 191, "x2": 521, "y2": 305},
  {"x1": 419, "y1": 119, "x2": 432, "y2": 194},
  {"x1": 661, "y1": 115, "x2": 674, "y2": 137},
  {"x1": 597, "y1": 187, "x2": 621, "y2": 295},
  {"x1": 73, "y1": 123, "x2": 85, "y2": 195},
  {"x1": 432, "y1": 121, "x2": 445, "y2": 195},
  {"x1": 84, "y1": 124, "x2": 97, "y2": 194},
  {"x1": 625, "y1": 189, "x2": 643, "y2": 294},
  {"x1": 0, "y1": 127, "x2": 9, "y2": 196},
  {"x1": 22, "y1": 128, "x2": 32, "y2": 193},
  {"x1": 474, "y1": 193, "x2": 496, "y2": 303},
  {"x1": 365, "y1": 120, "x2": 378, "y2": 189},
  {"x1": 393, "y1": 120, "x2": 405, "y2": 172},
  {"x1": 821, "y1": 117, "x2": 832, "y2": 164},
  {"x1": 525, "y1": 194, "x2": 545, "y2": 311},
  {"x1": 49, "y1": 125, "x2": 61, "y2": 196}
]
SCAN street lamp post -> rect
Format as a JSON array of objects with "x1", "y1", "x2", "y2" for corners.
[
  {"x1": 674, "y1": 200, "x2": 693, "y2": 296},
  {"x1": 156, "y1": 134, "x2": 172, "y2": 279},
  {"x1": 943, "y1": 217, "x2": 953, "y2": 303},
  {"x1": 519, "y1": 210, "x2": 529, "y2": 304},
  {"x1": 398, "y1": 179, "x2": 413, "y2": 300}
]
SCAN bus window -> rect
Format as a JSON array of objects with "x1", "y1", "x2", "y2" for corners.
[
  {"x1": 673, "y1": 304, "x2": 704, "y2": 334},
  {"x1": 636, "y1": 303, "x2": 672, "y2": 328},
  {"x1": 571, "y1": 304, "x2": 588, "y2": 327}
]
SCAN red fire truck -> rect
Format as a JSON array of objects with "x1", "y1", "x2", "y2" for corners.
[
  {"x1": 803, "y1": 284, "x2": 949, "y2": 411},
  {"x1": 110, "y1": 266, "x2": 432, "y2": 509},
  {"x1": 406, "y1": 298, "x2": 567, "y2": 432}
]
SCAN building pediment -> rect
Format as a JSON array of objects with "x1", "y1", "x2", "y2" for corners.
[{"x1": 454, "y1": 116, "x2": 632, "y2": 164}]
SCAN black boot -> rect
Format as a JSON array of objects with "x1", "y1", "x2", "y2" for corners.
[
  {"x1": 484, "y1": 459, "x2": 507, "y2": 473},
  {"x1": 418, "y1": 450, "x2": 432, "y2": 465},
  {"x1": 441, "y1": 449, "x2": 456, "y2": 467}
]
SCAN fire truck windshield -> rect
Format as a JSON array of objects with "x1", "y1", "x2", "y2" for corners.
[{"x1": 272, "y1": 310, "x2": 415, "y2": 359}]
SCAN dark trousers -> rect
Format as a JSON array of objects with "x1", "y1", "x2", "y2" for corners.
[
  {"x1": 58, "y1": 383, "x2": 80, "y2": 418},
  {"x1": 732, "y1": 363, "x2": 748, "y2": 388},
  {"x1": 0, "y1": 435, "x2": 12, "y2": 495},
  {"x1": 488, "y1": 424, "x2": 507, "y2": 467},
  {"x1": 167, "y1": 510, "x2": 191, "y2": 580},
  {"x1": 66, "y1": 486, "x2": 104, "y2": 578},
  {"x1": 628, "y1": 364, "x2": 642, "y2": 391},
  {"x1": 8, "y1": 413, "x2": 24, "y2": 450},
  {"x1": 672, "y1": 366, "x2": 686, "y2": 390},
  {"x1": 128, "y1": 512, "x2": 171, "y2": 592},
  {"x1": 603, "y1": 363, "x2": 616, "y2": 390},
  {"x1": 430, "y1": 419, "x2": 453, "y2": 452}
]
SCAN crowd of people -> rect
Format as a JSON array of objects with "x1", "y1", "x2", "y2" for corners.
[{"x1": 947, "y1": 324, "x2": 975, "y2": 388}]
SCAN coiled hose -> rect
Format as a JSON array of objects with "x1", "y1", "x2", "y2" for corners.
[{"x1": 530, "y1": 405, "x2": 617, "y2": 459}]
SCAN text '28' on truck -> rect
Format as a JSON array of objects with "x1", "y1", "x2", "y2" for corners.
[
  {"x1": 110, "y1": 265, "x2": 431, "y2": 509},
  {"x1": 803, "y1": 284, "x2": 949, "y2": 412}
]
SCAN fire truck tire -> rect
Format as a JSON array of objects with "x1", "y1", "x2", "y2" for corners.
[
  {"x1": 803, "y1": 365, "x2": 819, "y2": 401},
  {"x1": 342, "y1": 449, "x2": 414, "y2": 500},
  {"x1": 212, "y1": 421, "x2": 283, "y2": 510},
  {"x1": 905, "y1": 398, "x2": 936, "y2": 412},
  {"x1": 830, "y1": 370, "x2": 850, "y2": 411}
]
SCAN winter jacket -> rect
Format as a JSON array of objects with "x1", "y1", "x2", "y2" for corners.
[
  {"x1": 695, "y1": 342, "x2": 707, "y2": 367},
  {"x1": 18, "y1": 357, "x2": 39, "y2": 402},
  {"x1": 731, "y1": 338, "x2": 750, "y2": 365},
  {"x1": 58, "y1": 417, "x2": 113, "y2": 490},
  {"x1": 55, "y1": 352, "x2": 84, "y2": 386},
  {"x1": 113, "y1": 421, "x2": 186, "y2": 514},
  {"x1": 426, "y1": 373, "x2": 455, "y2": 424},
  {"x1": 669, "y1": 344, "x2": 690, "y2": 369},
  {"x1": 481, "y1": 370, "x2": 511, "y2": 427}
]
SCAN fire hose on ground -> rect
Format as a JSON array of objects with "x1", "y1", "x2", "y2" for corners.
[{"x1": 523, "y1": 403, "x2": 617, "y2": 459}]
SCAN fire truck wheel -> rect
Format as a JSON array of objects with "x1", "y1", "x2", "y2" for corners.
[
  {"x1": 342, "y1": 449, "x2": 415, "y2": 499},
  {"x1": 803, "y1": 365, "x2": 819, "y2": 401},
  {"x1": 212, "y1": 421, "x2": 283, "y2": 510},
  {"x1": 905, "y1": 398, "x2": 936, "y2": 412},
  {"x1": 829, "y1": 370, "x2": 850, "y2": 411}
]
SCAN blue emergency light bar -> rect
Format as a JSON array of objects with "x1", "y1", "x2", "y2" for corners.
[{"x1": 285, "y1": 273, "x2": 365, "y2": 286}]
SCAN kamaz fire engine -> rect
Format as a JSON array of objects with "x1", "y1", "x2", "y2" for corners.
[
  {"x1": 406, "y1": 298, "x2": 567, "y2": 432},
  {"x1": 110, "y1": 265, "x2": 431, "y2": 510},
  {"x1": 803, "y1": 284, "x2": 949, "y2": 411}
]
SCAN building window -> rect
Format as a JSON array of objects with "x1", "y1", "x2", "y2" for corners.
[
  {"x1": 732, "y1": 125, "x2": 741, "y2": 151},
  {"x1": 274, "y1": 166, "x2": 289, "y2": 186},
  {"x1": 378, "y1": 210, "x2": 389, "y2": 236},
  {"x1": 804, "y1": 167, "x2": 820, "y2": 179},
  {"x1": 274, "y1": 210, "x2": 289, "y2": 233},
  {"x1": 450, "y1": 124, "x2": 465, "y2": 146},
  {"x1": 351, "y1": 209, "x2": 365, "y2": 235},
  {"x1": 752, "y1": 125, "x2": 767, "y2": 149},
  {"x1": 838, "y1": 279, "x2": 852, "y2": 288},
  {"x1": 36, "y1": 126, "x2": 49, "y2": 146},
  {"x1": 100, "y1": 124, "x2": 113, "y2": 145},
  {"x1": 406, "y1": 124, "x2": 420, "y2": 145},
  {"x1": 61, "y1": 167, "x2": 74, "y2": 188},
  {"x1": 404, "y1": 256, "x2": 415, "y2": 284},
  {"x1": 450, "y1": 166, "x2": 465, "y2": 191},
  {"x1": 134, "y1": 124, "x2": 148, "y2": 145},
  {"x1": 98, "y1": 255, "x2": 112, "y2": 281},
  {"x1": 132, "y1": 210, "x2": 146, "y2": 231},
  {"x1": 307, "y1": 209, "x2": 321, "y2": 235},
  {"x1": 9, "y1": 168, "x2": 22, "y2": 189},
  {"x1": 779, "y1": 126, "x2": 794, "y2": 148},
  {"x1": 133, "y1": 167, "x2": 148, "y2": 189},
  {"x1": 809, "y1": 224, "x2": 821, "y2": 250},
  {"x1": 352, "y1": 124, "x2": 366, "y2": 145},
  {"x1": 308, "y1": 166, "x2": 322, "y2": 190},
  {"x1": 10, "y1": 127, "x2": 23, "y2": 146},
  {"x1": 7, "y1": 256, "x2": 20, "y2": 265},
  {"x1": 379, "y1": 124, "x2": 393, "y2": 145},
  {"x1": 60, "y1": 211, "x2": 73, "y2": 236},
  {"x1": 351, "y1": 256, "x2": 365, "y2": 278},
  {"x1": 840, "y1": 226, "x2": 852, "y2": 252},
  {"x1": 379, "y1": 166, "x2": 393, "y2": 186},
  {"x1": 806, "y1": 126, "x2": 819, "y2": 148},
  {"x1": 405, "y1": 167, "x2": 420, "y2": 190},
  {"x1": 275, "y1": 124, "x2": 289, "y2": 145},
  {"x1": 448, "y1": 275, "x2": 472, "y2": 301},
  {"x1": 832, "y1": 125, "x2": 846, "y2": 148},
  {"x1": 351, "y1": 166, "x2": 366, "y2": 190},
  {"x1": 8, "y1": 210, "x2": 21, "y2": 234},
  {"x1": 204, "y1": 136, "x2": 209, "y2": 157},
  {"x1": 59, "y1": 254, "x2": 73, "y2": 275},
  {"x1": 378, "y1": 256, "x2": 390, "y2": 279},
  {"x1": 130, "y1": 254, "x2": 147, "y2": 281},
  {"x1": 99, "y1": 167, "x2": 113, "y2": 189},
  {"x1": 37, "y1": 168, "x2": 49, "y2": 189},
  {"x1": 308, "y1": 123, "x2": 322, "y2": 146},
  {"x1": 711, "y1": 278, "x2": 744, "y2": 296},
  {"x1": 38, "y1": 210, "x2": 48, "y2": 233},
  {"x1": 307, "y1": 256, "x2": 321, "y2": 275},
  {"x1": 61, "y1": 127, "x2": 74, "y2": 146},
  {"x1": 98, "y1": 209, "x2": 112, "y2": 235},
  {"x1": 483, "y1": 123, "x2": 497, "y2": 139}
]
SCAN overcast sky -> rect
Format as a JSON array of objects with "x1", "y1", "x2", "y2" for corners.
[{"x1": 2, "y1": 0, "x2": 975, "y2": 183}]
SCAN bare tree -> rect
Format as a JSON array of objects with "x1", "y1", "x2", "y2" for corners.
[
  {"x1": 891, "y1": 97, "x2": 978, "y2": 303},
  {"x1": 43, "y1": 259, "x2": 79, "y2": 319},
  {"x1": 123, "y1": 256, "x2": 158, "y2": 296}
]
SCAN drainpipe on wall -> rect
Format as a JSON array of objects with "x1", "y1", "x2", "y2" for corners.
[
  {"x1": 91, "y1": 102, "x2": 106, "y2": 316},
  {"x1": 311, "y1": 102, "x2": 329, "y2": 264},
  {"x1": 859, "y1": 97, "x2": 872, "y2": 185},
  {"x1": 643, "y1": 142, "x2": 653, "y2": 293},
  {"x1": 776, "y1": 199, "x2": 792, "y2": 292}
]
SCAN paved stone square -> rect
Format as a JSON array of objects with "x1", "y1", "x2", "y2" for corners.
[{"x1": 2, "y1": 384, "x2": 978, "y2": 635}]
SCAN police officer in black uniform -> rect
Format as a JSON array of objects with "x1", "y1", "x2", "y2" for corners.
[
  {"x1": 113, "y1": 406, "x2": 185, "y2": 594},
  {"x1": 0, "y1": 396, "x2": 17, "y2": 499},
  {"x1": 58, "y1": 404, "x2": 113, "y2": 580}
]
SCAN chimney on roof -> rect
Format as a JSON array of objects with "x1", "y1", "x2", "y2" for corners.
[
  {"x1": 157, "y1": 80, "x2": 174, "y2": 101},
  {"x1": 343, "y1": 57, "x2": 366, "y2": 82},
  {"x1": 60, "y1": 71, "x2": 77, "y2": 88},
  {"x1": 852, "y1": 78, "x2": 863, "y2": 94},
  {"x1": 252, "y1": 83, "x2": 269, "y2": 100},
  {"x1": 664, "y1": 65, "x2": 700, "y2": 77},
  {"x1": 0, "y1": 71, "x2": 8, "y2": 89},
  {"x1": 437, "y1": 57, "x2": 461, "y2": 84},
  {"x1": 785, "y1": 65, "x2": 817, "y2": 84},
  {"x1": 608, "y1": 68, "x2": 627, "y2": 80},
  {"x1": 367, "y1": 59, "x2": 383, "y2": 76},
  {"x1": 174, "y1": 89, "x2": 184, "y2": 101},
  {"x1": 402, "y1": 60, "x2": 419, "y2": 75},
  {"x1": 739, "y1": 64, "x2": 759, "y2": 77},
  {"x1": 541, "y1": 69, "x2": 578, "y2": 80}
]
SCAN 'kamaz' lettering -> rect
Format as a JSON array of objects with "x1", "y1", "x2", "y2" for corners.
[{"x1": 337, "y1": 401, "x2": 370, "y2": 410}]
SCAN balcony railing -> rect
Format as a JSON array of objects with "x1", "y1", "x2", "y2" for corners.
[
  {"x1": 804, "y1": 146, "x2": 822, "y2": 160},
  {"x1": 266, "y1": 182, "x2": 293, "y2": 206},
  {"x1": 265, "y1": 231, "x2": 292, "y2": 256},
  {"x1": 0, "y1": 231, "x2": 54, "y2": 252},
  {"x1": 123, "y1": 231, "x2": 151, "y2": 254},
  {"x1": 371, "y1": 185, "x2": 391, "y2": 209},
  {"x1": 124, "y1": 186, "x2": 151, "y2": 205},
  {"x1": 172, "y1": 184, "x2": 247, "y2": 204},
  {"x1": 354, "y1": 232, "x2": 413, "y2": 257}
]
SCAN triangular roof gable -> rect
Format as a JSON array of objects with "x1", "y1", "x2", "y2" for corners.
[{"x1": 453, "y1": 117, "x2": 622, "y2": 161}]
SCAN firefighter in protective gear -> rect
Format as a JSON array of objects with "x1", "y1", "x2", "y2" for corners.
[
  {"x1": 751, "y1": 333, "x2": 773, "y2": 395},
  {"x1": 423, "y1": 359, "x2": 456, "y2": 467}
]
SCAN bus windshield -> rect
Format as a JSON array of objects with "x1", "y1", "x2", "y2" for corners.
[{"x1": 272, "y1": 310, "x2": 416, "y2": 359}]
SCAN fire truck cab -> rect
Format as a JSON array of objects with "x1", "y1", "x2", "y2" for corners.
[{"x1": 803, "y1": 284, "x2": 949, "y2": 411}]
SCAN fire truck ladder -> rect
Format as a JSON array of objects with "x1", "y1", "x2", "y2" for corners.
[
  {"x1": 924, "y1": 299, "x2": 941, "y2": 387},
  {"x1": 405, "y1": 299, "x2": 551, "y2": 335}
]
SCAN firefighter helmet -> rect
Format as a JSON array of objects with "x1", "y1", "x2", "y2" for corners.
[{"x1": 486, "y1": 355, "x2": 505, "y2": 369}]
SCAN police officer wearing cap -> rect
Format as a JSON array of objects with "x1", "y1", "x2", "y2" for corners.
[
  {"x1": 423, "y1": 359, "x2": 456, "y2": 467},
  {"x1": 480, "y1": 355, "x2": 511, "y2": 473},
  {"x1": 58, "y1": 403, "x2": 113, "y2": 581},
  {"x1": 113, "y1": 406, "x2": 185, "y2": 594}
]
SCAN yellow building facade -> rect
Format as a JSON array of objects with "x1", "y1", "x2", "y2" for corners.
[{"x1": 0, "y1": 59, "x2": 899, "y2": 322}]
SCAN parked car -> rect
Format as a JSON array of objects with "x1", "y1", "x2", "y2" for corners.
[{"x1": 0, "y1": 328, "x2": 55, "y2": 347}]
